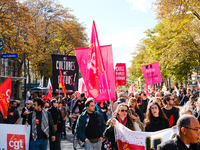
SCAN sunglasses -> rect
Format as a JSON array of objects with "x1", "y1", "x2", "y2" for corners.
[{"x1": 120, "y1": 109, "x2": 128, "y2": 113}]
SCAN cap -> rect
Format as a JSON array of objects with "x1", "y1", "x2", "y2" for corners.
[
  {"x1": 43, "y1": 95, "x2": 47, "y2": 100},
  {"x1": 116, "y1": 97, "x2": 126, "y2": 103}
]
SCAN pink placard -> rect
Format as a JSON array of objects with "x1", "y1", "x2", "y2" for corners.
[
  {"x1": 75, "y1": 45, "x2": 116, "y2": 102},
  {"x1": 142, "y1": 62, "x2": 162, "y2": 85},
  {"x1": 115, "y1": 63, "x2": 126, "y2": 86}
]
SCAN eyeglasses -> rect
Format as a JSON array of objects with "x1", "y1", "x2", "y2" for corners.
[
  {"x1": 120, "y1": 109, "x2": 128, "y2": 113},
  {"x1": 184, "y1": 127, "x2": 200, "y2": 132},
  {"x1": 170, "y1": 98, "x2": 175, "y2": 101}
]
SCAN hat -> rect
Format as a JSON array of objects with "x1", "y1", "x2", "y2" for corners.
[
  {"x1": 43, "y1": 95, "x2": 47, "y2": 100},
  {"x1": 116, "y1": 97, "x2": 126, "y2": 103}
]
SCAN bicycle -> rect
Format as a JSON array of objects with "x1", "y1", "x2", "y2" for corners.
[{"x1": 72, "y1": 116, "x2": 84, "y2": 150}]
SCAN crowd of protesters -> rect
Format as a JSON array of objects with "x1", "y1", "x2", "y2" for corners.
[{"x1": 0, "y1": 86, "x2": 200, "y2": 150}]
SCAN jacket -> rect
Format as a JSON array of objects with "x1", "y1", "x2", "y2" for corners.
[
  {"x1": 157, "y1": 135, "x2": 200, "y2": 150},
  {"x1": 75, "y1": 110, "x2": 106, "y2": 142}
]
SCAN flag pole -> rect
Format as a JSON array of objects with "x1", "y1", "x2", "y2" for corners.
[{"x1": 104, "y1": 71, "x2": 113, "y2": 117}]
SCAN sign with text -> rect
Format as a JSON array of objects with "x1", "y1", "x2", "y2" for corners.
[
  {"x1": 115, "y1": 63, "x2": 126, "y2": 86},
  {"x1": 1, "y1": 54, "x2": 18, "y2": 58},
  {"x1": 52, "y1": 55, "x2": 79, "y2": 95},
  {"x1": 0, "y1": 124, "x2": 30, "y2": 150},
  {"x1": 142, "y1": 62, "x2": 162, "y2": 85}
]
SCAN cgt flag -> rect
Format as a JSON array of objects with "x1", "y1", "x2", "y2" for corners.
[
  {"x1": 59, "y1": 69, "x2": 67, "y2": 97},
  {"x1": 0, "y1": 77, "x2": 11, "y2": 119},
  {"x1": 86, "y1": 21, "x2": 105, "y2": 98}
]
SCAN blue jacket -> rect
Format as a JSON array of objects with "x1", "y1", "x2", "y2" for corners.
[{"x1": 75, "y1": 110, "x2": 106, "y2": 142}]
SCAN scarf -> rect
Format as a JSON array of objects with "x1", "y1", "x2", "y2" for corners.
[
  {"x1": 117, "y1": 116, "x2": 127, "y2": 126},
  {"x1": 32, "y1": 108, "x2": 49, "y2": 141}
]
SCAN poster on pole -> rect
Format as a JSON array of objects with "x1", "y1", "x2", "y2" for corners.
[
  {"x1": 115, "y1": 63, "x2": 126, "y2": 86},
  {"x1": 0, "y1": 124, "x2": 30, "y2": 150},
  {"x1": 142, "y1": 62, "x2": 162, "y2": 85},
  {"x1": 51, "y1": 54, "x2": 79, "y2": 95}
]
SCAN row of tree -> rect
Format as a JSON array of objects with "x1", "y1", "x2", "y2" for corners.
[
  {"x1": 128, "y1": 0, "x2": 200, "y2": 87},
  {"x1": 0, "y1": 0, "x2": 87, "y2": 97}
]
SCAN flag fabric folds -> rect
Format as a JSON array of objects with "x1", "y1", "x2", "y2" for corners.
[
  {"x1": 197, "y1": 79, "x2": 200, "y2": 91},
  {"x1": 47, "y1": 78, "x2": 52, "y2": 90},
  {"x1": 86, "y1": 21, "x2": 105, "y2": 98},
  {"x1": 59, "y1": 69, "x2": 67, "y2": 97},
  {"x1": 0, "y1": 77, "x2": 11, "y2": 119},
  {"x1": 38, "y1": 76, "x2": 44, "y2": 87},
  {"x1": 47, "y1": 86, "x2": 52, "y2": 101}
]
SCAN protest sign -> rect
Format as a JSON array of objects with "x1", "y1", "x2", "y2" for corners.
[
  {"x1": 115, "y1": 63, "x2": 126, "y2": 86},
  {"x1": 142, "y1": 62, "x2": 162, "y2": 85},
  {"x1": 0, "y1": 124, "x2": 30, "y2": 150},
  {"x1": 51, "y1": 55, "x2": 79, "y2": 94}
]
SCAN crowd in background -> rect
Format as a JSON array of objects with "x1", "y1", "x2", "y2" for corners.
[{"x1": 0, "y1": 86, "x2": 200, "y2": 150}]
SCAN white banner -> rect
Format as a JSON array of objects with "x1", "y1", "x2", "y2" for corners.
[
  {"x1": 0, "y1": 124, "x2": 30, "y2": 150},
  {"x1": 115, "y1": 121, "x2": 177, "y2": 150}
]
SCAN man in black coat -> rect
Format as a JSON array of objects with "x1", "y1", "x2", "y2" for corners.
[{"x1": 157, "y1": 115, "x2": 200, "y2": 150}]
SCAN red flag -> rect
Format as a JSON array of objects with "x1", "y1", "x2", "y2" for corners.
[
  {"x1": 0, "y1": 77, "x2": 11, "y2": 119},
  {"x1": 47, "y1": 86, "x2": 52, "y2": 101},
  {"x1": 197, "y1": 79, "x2": 200, "y2": 91},
  {"x1": 144, "y1": 85, "x2": 151, "y2": 99},
  {"x1": 86, "y1": 21, "x2": 105, "y2": 98},
  {"x1": 59, "y1": 69, "x2": 67, "y2": 97}
]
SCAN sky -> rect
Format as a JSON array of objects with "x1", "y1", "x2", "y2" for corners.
[{"x1": 59, "y1": 0, "x2": 158, "y2": 68}]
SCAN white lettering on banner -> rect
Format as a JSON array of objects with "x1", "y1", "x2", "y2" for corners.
[
  {"x1": 56, "y1": 61, "x2": 75, "y2": 70},
  {"x1": 6, "y1": 89, "x2": 10, "y2": 103},
  {"x1": 116, "y1": 77, "x2": 125, "y2": 80},
  {"x1": 116, "y1": 72, "x2": 125, "y2": 76},
  {"x1": 9, "y1": 140, "x2": 23, "y2": 149}
]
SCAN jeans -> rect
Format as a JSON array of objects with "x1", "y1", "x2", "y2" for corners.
[
  {"x1": 85, "y1": 140, "x2": 102, "y2": 150},
  {"x1": 30, "y1": 139, "x2": 48, "y2": 150},
  {"x1": 49, "y1": 132, "x2": 61, "y2": 150},
  {"x1": 62, "y1": 120, "x2": 66, "y2": 138}
]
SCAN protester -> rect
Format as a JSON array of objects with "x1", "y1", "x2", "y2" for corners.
[
  {"x1": 113, "y1": 92, "x2": 127, "y2": 111},
  {"x1": 162, "y1": 94, "x2": 179, "y2": 127},
  {"x1": 128, "y1": 97, "x2": 144, "y2": 122},
  {"x1": 191, "y1": 86, "x2": 197, "y2": 95},
  {"x1": 157, "y1": 115, "x2": 200, "y2": 150},
  {"x1": 27, "y1": 98, "x2": 55, "y2": 150},
  {"x1": 179, "y1": 89, "x2": 192, "y2": 106},
  {"x1": 104, "y1": 103, "x2": 144, "y2": 150},
  {"x1": 193, "y1": 98, "x2": 200, "y2": 123},
  {"x1": 186, "y1": 95, "x2": 196, "y2": 109},
  {"x1": 140, "y1": 93, "x2": 150, "y2": 114},
  {"x1": 69, "y1": 91, "x2": 80, "y2": 121},
  {"x1": 58, "y1": 101, "x2": 68, "y2": 139},
  {"x1": 145, "y1": 102, "x2": 169, "y2": 132},
  {"x1": 43, "y1": 95, "x2": 51, "y2": 110},
  {"x1": 75, "y1": 98, "x2": 106, "y2": 150},
  {"x1": 71, "y1": 92, "x2": 87, "y2": 115},
  {"x1": 6, "y1": 100, "x2": 20, "y2": 124},
  {"x1": 135, "y1": 92, "x2": 142, "y2": 104},
  {"x1": 173, "y1": 90, "x2": 180, "y2": 107},
  {"x1": 97, "y1": 101, "x2": 108, "y2": 122},
  {"x1": 48, "y1": 99, "x2": 63, "y2": 150},
  {"x1": 153, "y1": 97, "x2": 165, "y2": 108},
  {"x1": 21, "y1": 100, "x2": 33, "y2": 124}
]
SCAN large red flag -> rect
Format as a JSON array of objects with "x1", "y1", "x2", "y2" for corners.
[
  {"x1": 86, "y1": 21, "x2": 105, "y2": 98},
  {"x1": 59, "y1": 69, "x2": 67, "y2": 97},
  {"x1": 47, "y1": 86, "x2": 52, "y2": 101},
  {"x1": 0, "y1": 77, "x2": 11, "y2": 119},
  {"x1": 197, "y1": 79, "x2": 200, "y2": 91}
]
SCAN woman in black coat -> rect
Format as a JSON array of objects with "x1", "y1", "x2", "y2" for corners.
[
  {"x1": 21, "y1": 100, "x2": 33, "y2": 124},
  {"x1": 145, "y1": 102, "x2": 169, "y2": 132}
]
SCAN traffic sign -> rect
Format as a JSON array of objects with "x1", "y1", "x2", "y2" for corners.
[
  {"x1": 1, "y1": 54, "x2": 18, "y2": 58},
  {"x1": 195, "y1": 67, "x2": 200, "y2": 70},
  {"x1": 0, "y1": 40, "x2": 4, "y2": 50}
]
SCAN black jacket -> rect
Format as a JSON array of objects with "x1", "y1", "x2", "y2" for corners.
[
  {"x1": 0, "y1": 111, "x2": 3, "y2": 123},
  {"x1": 21, "y1": 106, "x2": 33, "y2": 124},
  {"x1": 157, "y1": 136, "x2": 200, "y2": 150},
  {"x1": 48, "y1": 106, "x2": 63, "y2": 133}
]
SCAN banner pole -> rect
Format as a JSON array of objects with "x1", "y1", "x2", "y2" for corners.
[{"x1": 104, "y1": 71, "x2": 114, "y2": 117}]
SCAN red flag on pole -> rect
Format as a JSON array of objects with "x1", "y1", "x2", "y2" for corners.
[
  {"x1": 0, "y1": 77, "x2": 11, "y2": 119},
  {"x1": 86, "y1": 21, "x2": 105, "y2": 98},
  {"x1": 47, "y1": 86, "x2": 52, "y2": 101},
  {"x1": 59, "y1": 69, "x2": 67, "y2": 97}
]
